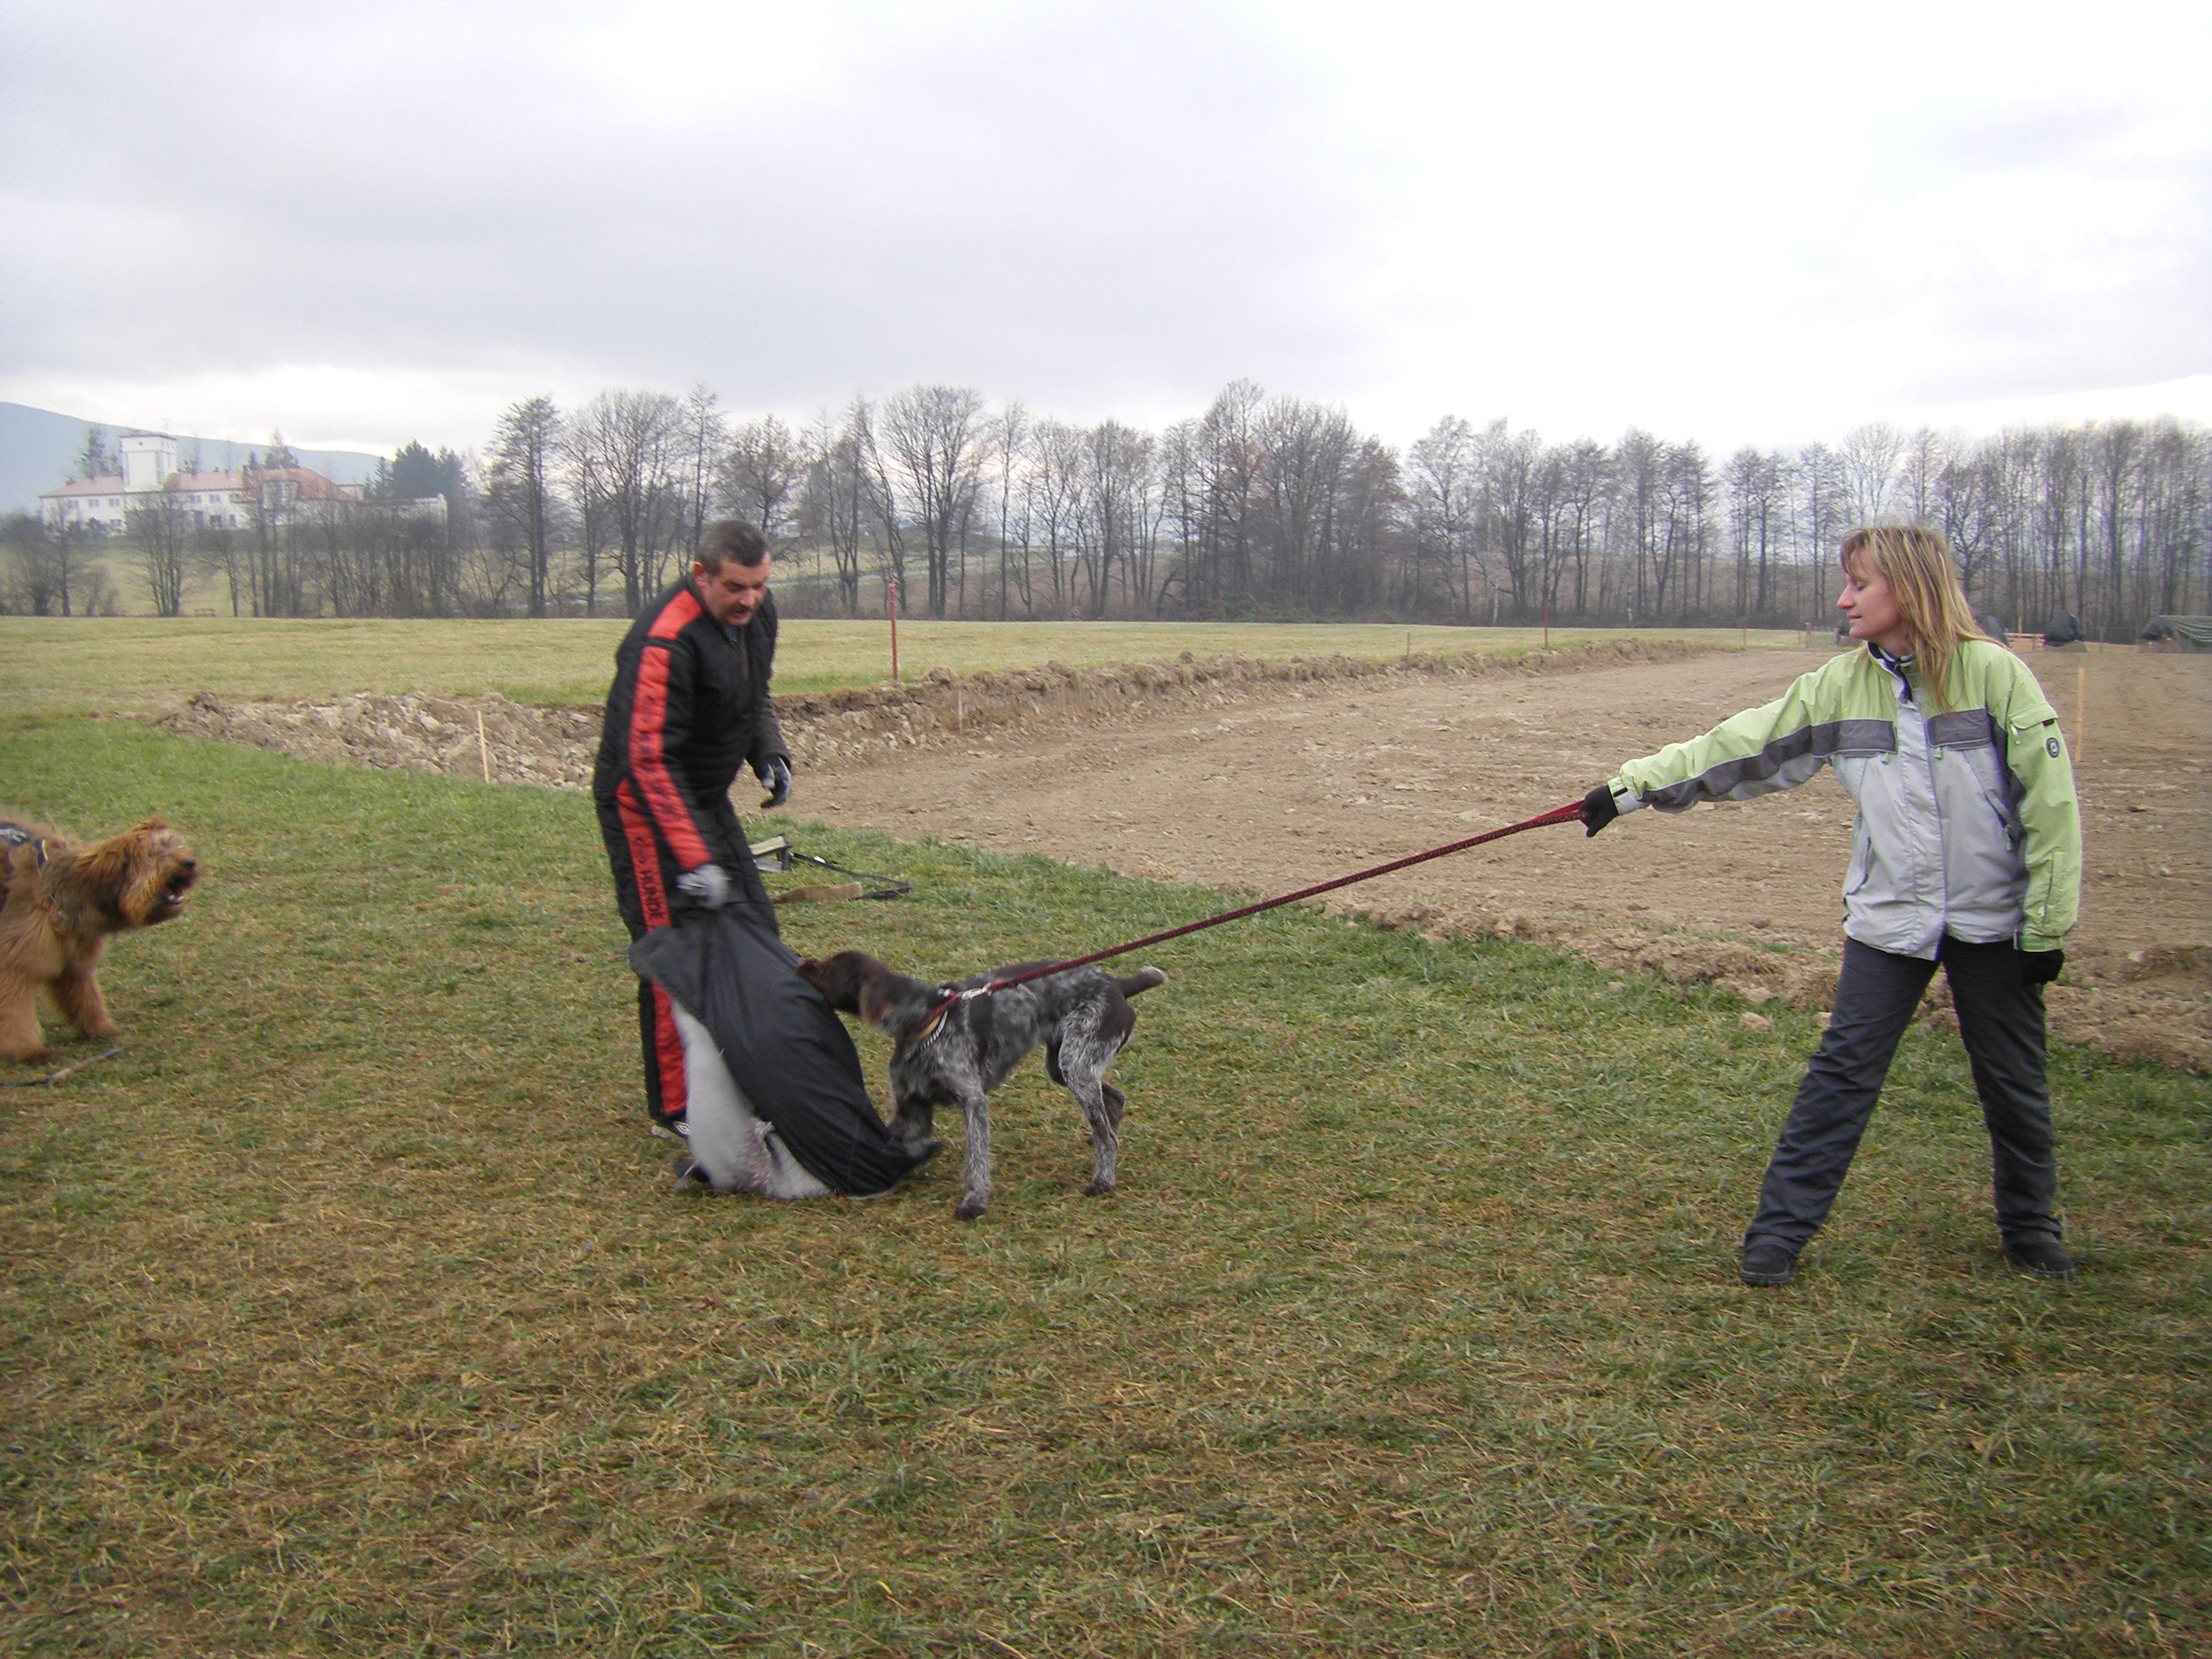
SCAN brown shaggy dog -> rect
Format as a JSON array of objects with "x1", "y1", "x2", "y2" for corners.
[{"x1": 0, "y1": 813, "x2": 199, "y2": 1063}]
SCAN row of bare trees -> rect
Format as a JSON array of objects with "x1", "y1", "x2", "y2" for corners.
[
  {"x1": 9, "y1": 385, "x2": 2204, "y2": 635},
  {"x1": 778, "y1": 384, "x2": 2208, "y2": 637}
]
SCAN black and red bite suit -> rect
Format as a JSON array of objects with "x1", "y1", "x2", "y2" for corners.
[{"x1": 593, "y1": 577, "x2": 791, "y2": 1131}]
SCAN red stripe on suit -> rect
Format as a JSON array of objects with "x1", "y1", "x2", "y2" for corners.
[
  {"x1": 627, "y1": 588, "x2": 714, "y2": 871},
  {"x1": 617, "y1": 780, "x2": 690, "y2": 1120}
]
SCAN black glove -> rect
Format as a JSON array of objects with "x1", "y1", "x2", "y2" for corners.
[
  {"x1": 757, "y1": 755, "x2": 792, "y2": 810},
  {"x1": 675, "y1": 864, "x2": 734, "y2": 911},
  {"x1": 1581, "y1": 782, "x2": 1619, "y2": 837},
  {"x1": 2020, "y1": 948, "x2": 2064, "y2": 986}
]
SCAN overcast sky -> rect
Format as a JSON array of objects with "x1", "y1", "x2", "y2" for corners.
[{"x1": 3, "y1": 0, "x2": 2207, "y2": 458}]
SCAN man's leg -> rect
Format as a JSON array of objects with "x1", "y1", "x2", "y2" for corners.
[
  {"x1": 603, "y1": 788, "x2": 690, "y2": 1133},
  {"x1": 1940, "y1": 938, "x2": 2063, "y2": 1248},
  {"x1": 1745, "y1": 938, "x2": 1936, "y2": 1255}
]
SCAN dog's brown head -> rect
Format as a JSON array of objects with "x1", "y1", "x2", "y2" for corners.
[
  {"x1": 793, "y1": 950, "x2": 894, "y2": 1026},
  {"x1": 74, "y1": 819, "x2": 199, "y2": 930}
]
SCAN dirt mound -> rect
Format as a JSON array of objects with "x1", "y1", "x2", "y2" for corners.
[
  {"x1": 154, "y1": 691, "x2": 603, "y2": 788},
  {"x1": 149, "y1": 639, "x2": 1712, "y2": 788}
]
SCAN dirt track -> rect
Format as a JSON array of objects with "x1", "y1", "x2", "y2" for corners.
[
  {"x1": 154, "y1": 644, "x2": 2211, "y2": 1071},
  {"x1": 790, "y1": 647, "x2": 2212, "y2": 1073}
]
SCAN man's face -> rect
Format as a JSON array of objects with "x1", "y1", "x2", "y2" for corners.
[{"x1": 694, "y1": 555, "x2": 770, "y2": 626}]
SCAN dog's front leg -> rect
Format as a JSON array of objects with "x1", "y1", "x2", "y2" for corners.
[
  {"x1": 50, "y1": 967, "x2": 118, "y2": 1040},
  {"x1": 889, "y1": 1092, "x2": 937, "y2": 1156},
  {"x1": 953, "y1": 1086, "x2": 992, "y2": 1220},
  {"x1": 0, "y1": 973, "x2": 50, "y2": 1063}
]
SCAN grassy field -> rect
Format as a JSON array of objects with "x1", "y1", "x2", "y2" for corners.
[
  {"x1": 0, "y1": 616, "x2": 1810, "y2": 719},
  {"x1": 2, "y1": 722, "x2": 2205, "y2": 1655}
]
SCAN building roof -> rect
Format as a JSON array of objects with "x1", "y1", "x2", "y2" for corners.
[{"x1": 41, "y1": 464, "x2": 360, "y2": 503}]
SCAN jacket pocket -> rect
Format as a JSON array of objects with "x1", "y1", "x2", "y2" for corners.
[{"x1": 1844, "y1": 819, "x2": 1875, "y2": 895}]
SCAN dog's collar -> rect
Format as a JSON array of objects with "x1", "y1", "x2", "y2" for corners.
[
  {"x1": 911, "y1": 990, "x2": 959, "y2": 1045},
  {"x1": 0, "y1": 825, "x2": 47, "y2": 868}
]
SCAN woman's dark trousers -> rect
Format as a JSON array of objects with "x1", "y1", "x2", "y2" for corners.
[{"x1": 1744, "y1": 935, "x2": 2062, "y2": 1256}]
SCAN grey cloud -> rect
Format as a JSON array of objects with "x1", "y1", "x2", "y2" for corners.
[{"x1": 1, "y1": 1, "x2": 1380, "y2": 418}]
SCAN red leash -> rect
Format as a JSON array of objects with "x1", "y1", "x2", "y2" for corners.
[{"x1": 922, "y1": 797, "x2": 1588, "y2": 1020}]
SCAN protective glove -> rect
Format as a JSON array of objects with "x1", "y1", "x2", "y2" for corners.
[
  {"x1": 675, "y1": 863, "x2": 734, "y2": 911},
  {"x1": 1581, "y1": 781, "x2": 1620, "y2": 837},
  {"x1": 2019, "y1": 948, "x2": 2065, "y2": 986},
  {"x1": 757, "y1": 755, "x2": 793, "y2": 810}
]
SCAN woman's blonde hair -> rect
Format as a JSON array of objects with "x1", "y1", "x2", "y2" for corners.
[{"x1": 1840, "y1": 524, "x2": 1989, "y2": 711}]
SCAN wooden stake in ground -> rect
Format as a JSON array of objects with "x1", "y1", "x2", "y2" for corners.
[
  {"x1": 889, "y1": 581, "x2": 901, "y2": 683},
  {"x1": 477, "y1": 711, "x2": 491, "y2": 781},
  {"x1": 2077, "y1": 662, "x2": 2088, "y2": 763}
]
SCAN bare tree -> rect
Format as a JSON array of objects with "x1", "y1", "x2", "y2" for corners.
[
  {"x1": 127, "y1": 493, "x2": 194, "y2": 616},
  {"x1": 487, "y1": 395, "x2": 565, "y2": 617},
  {"x1": 572, "y1": 389, "x2": 683, "y2": 614},
  {"x1": 1841, "y1": 421, "x2": 1907, "y2": 523},
  {"x1": 985, "y1": 400, "x2": 1033, "y2": 619},
  {"x1": 720, "y1": 414, "x2": 802, "y2": 542},
  {"x1": 797, "y1": 400, "x2": 886, "y2": 615},
  {"x1": 880, "y1": 384, "x2": 986, "y2": 618},
  {"x1": 1406, "y1": 416, "x2": 1480, "y2": 619},
  {"x1": 678, "y1": 385, "x2": 726, "y2": 567}
]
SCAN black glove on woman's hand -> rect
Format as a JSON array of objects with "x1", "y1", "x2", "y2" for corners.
[
  {"x1": 1581, "y1": 782, "x2": 1619, "y2": 837},
  {"x1": 2020, "y1": 948, "x2": 2065, "y2": 986}
]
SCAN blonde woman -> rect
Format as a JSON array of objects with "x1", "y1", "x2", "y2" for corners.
[{"x1": 1583, "y1": 526, "x2": 2082, "y2": 1285}]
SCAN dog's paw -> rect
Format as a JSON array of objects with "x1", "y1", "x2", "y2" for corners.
[
  {"x1": 1084, "y1": 1178, "x2": 1116, "y2": 1197},
  {"x1": 953, "y1": 1195, "x2": 989, "y2": 1221}
]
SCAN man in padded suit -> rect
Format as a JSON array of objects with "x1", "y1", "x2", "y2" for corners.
[{"x1": 593, "y1": 518, "x2": 794, "y2": 1138}]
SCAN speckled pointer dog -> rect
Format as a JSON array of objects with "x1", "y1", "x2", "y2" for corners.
[{"x1": 793, "y1": 950, "x2": 1166, "y2": 1220}]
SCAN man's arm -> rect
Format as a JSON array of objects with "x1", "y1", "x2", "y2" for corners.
[
  {"x1": 745, "y1": 593, "x2": 792, "y2": 804},
  {"x1": 627, "y1": 632, "x2": 719, "y2": 872}
]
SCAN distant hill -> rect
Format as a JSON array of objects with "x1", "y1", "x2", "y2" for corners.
[{"x1": 0, "y1": 402, "x2": 385, "y2": 514}]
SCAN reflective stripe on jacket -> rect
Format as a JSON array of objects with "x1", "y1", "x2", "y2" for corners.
[{"x1": 1609, "y1": 641, "x2": 2081, "y2": 956}]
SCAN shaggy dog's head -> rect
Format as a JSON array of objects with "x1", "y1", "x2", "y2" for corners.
[{"x1": 74, "y1": 819, "x2": 199, "y2": 930}]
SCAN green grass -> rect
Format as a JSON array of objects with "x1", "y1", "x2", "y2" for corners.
[
  {"x1": 0, "y1": 616, "x2": 1809, "y2": 719},
  {"x1": 2, "y1": 724, "x2": 2205, "y2": 1655}
]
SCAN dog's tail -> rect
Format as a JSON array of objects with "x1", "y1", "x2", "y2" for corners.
[{"x1": 1118, "y1": 966, "x2": 1168, "y2": 998}]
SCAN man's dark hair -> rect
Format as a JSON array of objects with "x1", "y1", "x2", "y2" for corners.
[{"x1": 698, "y1": 519, "x2": 768, "y2": 571}]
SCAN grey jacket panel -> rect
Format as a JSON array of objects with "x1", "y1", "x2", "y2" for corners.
[
  {"x1": 1833, "y1": 654, "x2": 2027, "y2": 957},
  {"x1": 1641, "y1": 719, "x2": 1894, "y2": 810}
]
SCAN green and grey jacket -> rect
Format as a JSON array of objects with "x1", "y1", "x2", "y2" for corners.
[{"x1": 1607, "y1": 641, "x2": 2080, "y2": 957}]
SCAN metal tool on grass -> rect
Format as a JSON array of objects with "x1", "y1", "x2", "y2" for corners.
[{"x1": 749, "y1": 836, "x2": 912, "y2": 900}]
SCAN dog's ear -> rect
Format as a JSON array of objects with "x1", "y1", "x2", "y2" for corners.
[
  {"x1": 856, "y1": 976, "x2": 891, "y2": 1028},
  {"x1": 71, "y1": 833, "x2": 139, "y2": 911}
]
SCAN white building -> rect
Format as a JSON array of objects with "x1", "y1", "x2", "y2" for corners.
[{"x1": 36, "y1": 432, "x2": 442, "y2": 534}]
